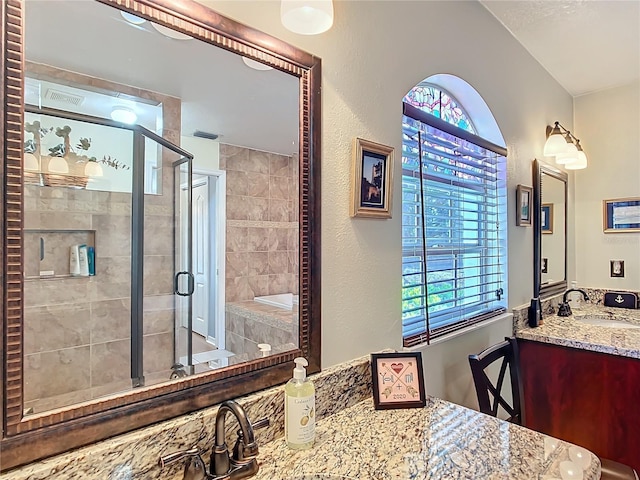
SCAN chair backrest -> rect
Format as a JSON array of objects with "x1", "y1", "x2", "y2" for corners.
[{"x1": 468, "y1": 337, "x2": 524, "y2": 425}]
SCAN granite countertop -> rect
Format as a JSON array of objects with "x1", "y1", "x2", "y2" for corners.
[
  {"x1": 253, "y1": 398, "x2": 600, "y2": 480},
  {"x1": 516, "y1": 304, "x2": 640, "y2": 359}
]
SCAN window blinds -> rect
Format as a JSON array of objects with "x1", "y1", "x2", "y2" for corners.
[{"x1": 401, "y1": 103, "x2": 508, "y2": 347}]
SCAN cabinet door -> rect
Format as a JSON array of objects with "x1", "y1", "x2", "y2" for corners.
[{"x1": 519, "y1": 339, "x2": 640, "y2": 470}]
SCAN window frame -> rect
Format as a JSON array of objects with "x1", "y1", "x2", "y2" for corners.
[{"x1": 401, "y1": 101, "x2": 508, "y2": 347}]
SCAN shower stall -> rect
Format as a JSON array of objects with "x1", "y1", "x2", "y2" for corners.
[{"x1": 22, "y1": 105, "x2": 202, "y2": 413}]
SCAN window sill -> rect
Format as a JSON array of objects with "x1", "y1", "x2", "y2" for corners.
[{"x1": 405, "y1": 311, "x2": 513, "y2": 350}]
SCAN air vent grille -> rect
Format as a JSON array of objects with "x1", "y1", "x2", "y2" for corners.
[{"x1": 45, "y1": 89, "x2": 85, "y2": 106}]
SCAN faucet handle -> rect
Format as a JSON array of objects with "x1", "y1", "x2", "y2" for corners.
[
  {"x1": 233, "y1": 418, "x2": 270, "y2": 462},
  {"x1": 159, "y1": 447, "x2": 208, "y2": 480},
  {"x1": 160, "y1": 447, "x2": 201, "y2": 467}
]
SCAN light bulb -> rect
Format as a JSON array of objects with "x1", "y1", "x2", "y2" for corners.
[{"x1": 281, "y1": 0, "x2": 334, "y2": 35}]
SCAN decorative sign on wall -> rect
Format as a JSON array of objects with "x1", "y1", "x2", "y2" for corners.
[
  {"x1": 603, "y1": 197, "x2": 640, "y2": 233},
  {"x1": 371, "y1": 352, "x2": 426, "y2": 410}
]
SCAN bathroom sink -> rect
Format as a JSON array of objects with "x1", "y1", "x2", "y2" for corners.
[{"x1": 574, "y1": 315, "x2": 640, "y2": 329}]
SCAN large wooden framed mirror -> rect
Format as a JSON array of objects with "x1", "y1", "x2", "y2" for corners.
[
  {"x1": 0, "y1": 0, "x2": 321, "y2": 469},
  {"x1": 533, "y1": 159, "x2": 567, "y2": 299}
]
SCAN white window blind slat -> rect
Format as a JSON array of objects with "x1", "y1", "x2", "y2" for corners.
[{"x1": 401, "y1": 103, "x2": 508, "y2": 347}]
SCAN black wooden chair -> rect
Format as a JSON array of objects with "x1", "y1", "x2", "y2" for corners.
[
  {"x1": 468, "y1": 337, "x2": 524, "y2": 425},
  {"x1": 469, "y1": 338, "x2": 638, "y2": 480}
]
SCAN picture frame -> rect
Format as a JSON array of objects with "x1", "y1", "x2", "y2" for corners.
[
  {"x1": 541, "y1": 203, "x2": 553, "y2": 234},
  {"x1": 603, "y1": 197, "x2": 640, "y2": 233},
  {"x1": 516, "y1": 185, "x2": 532, "y2": 226},
  {"x1": 371, "y1": 352, "x2": 426, "y2": 410},
  {"x1": 610, "y1": 260, "x2": 625, "y2": 278},
  {"x1": 351, "y1": 138, "x2": 394, "y2": 218}
]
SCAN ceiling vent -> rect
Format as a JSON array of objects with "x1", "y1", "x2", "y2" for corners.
[
  {"x1": 45, "y1": 89, "x2": 85, "y2": 107},
  {"x1": 194, "y1": 130, "x2": 219, "y2": 141}
]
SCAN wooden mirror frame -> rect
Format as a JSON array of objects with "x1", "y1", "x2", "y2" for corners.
[
  {"x1": 0, "y1": 0, "x2": 321, "y2": 470},
  {"x1": 533, "y1": 159, "x2": 567, "y2": 299}
]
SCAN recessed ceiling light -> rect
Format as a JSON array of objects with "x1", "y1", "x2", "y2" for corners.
[
  {"x1": 111, "y1": 106, "x2": 137, "y2": 124},
  {"x1": 242, "y1": 57, "x2": 273, "y2": 71},
  {"x1": 120, "y1": 11, "x2": 146, "y2": 25},
  {"x1": 150, "y1": 22, "x2": 192, "y2": 40}
]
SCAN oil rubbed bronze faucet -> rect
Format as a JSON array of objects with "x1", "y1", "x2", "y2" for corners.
[
  {"x1": 557, "y1": 288, "x2": 589, "y2": 317},
  {"x1": 159, "y1": 400, "x2": 268, "y2": 480},
  {"x1": 210, "y1": 400, "x2": 268, "y2": 479}
]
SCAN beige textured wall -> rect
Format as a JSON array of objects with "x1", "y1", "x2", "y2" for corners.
[
  {"x1": 203, "y1": 0, "x2": 574, "y2": 408},
  {"x1": 574, "y1": 81, "x2": 640, "y2": 290}
]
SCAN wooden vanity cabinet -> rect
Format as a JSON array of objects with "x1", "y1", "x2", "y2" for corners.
[{"x1": 519, "y1": 339, "x2": 640, "y2": 471}]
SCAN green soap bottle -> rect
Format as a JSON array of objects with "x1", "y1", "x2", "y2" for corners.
[{"x1": 284, "y1": 357, "x2": 315, "y2": 450}]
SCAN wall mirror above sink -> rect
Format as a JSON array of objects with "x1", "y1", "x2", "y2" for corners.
[
  {"x1": 533, "y1": 159, "x2": 568, "y2": 299},
  {"x1": 0, "y1": 0, "x2": 320, "y2": 470}
]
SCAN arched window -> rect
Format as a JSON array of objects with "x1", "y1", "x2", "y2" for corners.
[
  {"x1": 401, "y1": 79, "x2": 508, "y2": 347},
  {"x1": 404, "y1": 83, "x2": 476, "y2": 134}
]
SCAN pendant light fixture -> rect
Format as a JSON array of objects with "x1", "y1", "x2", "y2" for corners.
[
  {"x1": 281, "y1": 0, "x2": 334, "y2": 35},
  {"x1": 543, "y1": 121, "x2": 588, "y2": 170}
]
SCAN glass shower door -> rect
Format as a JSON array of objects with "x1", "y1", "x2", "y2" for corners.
[{"x1": 172, "y1": 158, "x2": 194, "y2": 377}]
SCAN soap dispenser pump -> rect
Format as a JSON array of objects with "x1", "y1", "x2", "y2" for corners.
[{"x1": 284, "y1": 357, "x2": 315, "y2": 450}]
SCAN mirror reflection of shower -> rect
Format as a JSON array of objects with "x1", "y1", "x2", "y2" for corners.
[{"x1": 22, "y1": 0, "x2": 301, "y2": 417}]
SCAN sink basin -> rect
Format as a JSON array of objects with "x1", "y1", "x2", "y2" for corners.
[{"x1": 574, "y1": 315, "x2": 640, "y2": 329}]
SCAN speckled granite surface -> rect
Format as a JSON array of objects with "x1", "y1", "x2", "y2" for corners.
[
  {"x1": 514, "y1": 289, "x2": 640, "y2": 359},
  {"x1": 255, "y1": 397, "x2": 600, "y2": 480},
  {"x1": 0, "y1": 356, "x2": 372, "y2": 480}
]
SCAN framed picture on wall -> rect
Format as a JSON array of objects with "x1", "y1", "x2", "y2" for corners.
[
  {"x1": 541, "y1": 203, "x2": 553, "y2": 234},
  {"x1": 371, "y1": 352, "x2": 426, "y2": 410},
  {"x1": 516, "y1": 185, "x2": 532, "y2": 226},
  {"x1": 351, "y1": 138, "x2": 394, "y2": 218},
  {"x1": 603, "y1": 197, "x2": 640, "y2": 233}
]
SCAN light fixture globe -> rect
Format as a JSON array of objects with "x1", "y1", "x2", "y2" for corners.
[
  {"x1": 120, "y1": 11, "x2": 146, "y2": 25},
  {"x1": 111, "y1": 106, "x2": 137, "y2": 124},
  {"x1": 543, "y1": 123, "x2": 568, "y2": 157},
  {"x1": 281, "y1": 0, "x2": 334, "y2": 35},
  {"x1": 565, "y1": 144, "x2": 588, "y2": 170},
  {"x1": 47, "y1": 156, "x2": 69, "y2": 174},
  {"x1": 24, "y1": 152, "x2": 39, "y2": 171},
  {"x1": 85, "y1": 161, "x2": 104, "y2": 177},
  {"x1": 555, "y1": 151, "x2": 577, "y2": 165}
]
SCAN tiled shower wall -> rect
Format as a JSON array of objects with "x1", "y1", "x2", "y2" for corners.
[
  {"x1": 221, "y1": 144, "x2": 299, "y2": 303},
  {"x1": 22, "y1": 63, "x2": 181, "y2": 414}
]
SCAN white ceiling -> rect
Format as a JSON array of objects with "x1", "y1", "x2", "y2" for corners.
[
  {"x1": 480, "y1": 0, "x2": 640, "y2": 97},
  {"x1": 24, "y1": 0, "x2": 299, "y2": 156}
]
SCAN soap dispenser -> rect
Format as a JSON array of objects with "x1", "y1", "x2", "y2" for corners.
[{"x1": 284, "y1": 357, "x2": 315, "y2": 450}]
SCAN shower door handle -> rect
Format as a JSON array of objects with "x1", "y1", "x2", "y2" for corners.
[{"x1": 174, "y1": 271, "x2": 194, "y2": 296}]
